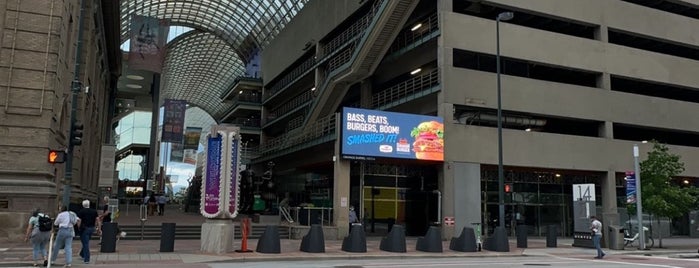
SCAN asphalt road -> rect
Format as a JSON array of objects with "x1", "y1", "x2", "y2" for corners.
[{"x1": 211, "y1": 255, "x2": 699, "y2": 268}]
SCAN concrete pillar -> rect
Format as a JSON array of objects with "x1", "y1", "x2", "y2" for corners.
[
  {"x1": 445, "y1": 162, "x2": 482, "y2": 240},
  {"x1": 200, "y1": 219, "x2": 235, "y2": 254},
  {"x1": 333, "y1": 118, "x2": 351, "y2": 239},
  {"x1": 601, "y1": 170, "x2": 620, "y2": 227},
  {"x1": 360, "y1": 79, "x2": 372, "y2": 108}
]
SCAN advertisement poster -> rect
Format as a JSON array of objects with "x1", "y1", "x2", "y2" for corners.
[
  {"x1": 128, "y1": 15, "x2": 169, "y2": 73},
  {"x1": 625, "y1": 171, "x2": 637, "y2": 204},
  {"x1": 162, "y1": 99, "x2": 186, "y2": 143},
  {"x1": 203, "y1": 134, "x2": 222, "y2": 216},
  {"x1": 183, "y1": 149, "x2": 197, "y2": 165},
  {"x1": 341, "y1": 107, "x2": 444, "y2": 161},
  {"x1": 169, "y1": 142, "x2": 184, "y2": 162}
]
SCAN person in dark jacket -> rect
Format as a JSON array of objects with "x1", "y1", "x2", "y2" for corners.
[{"x1": 77, "y1": 200, "x2": 99, "y2": 264}]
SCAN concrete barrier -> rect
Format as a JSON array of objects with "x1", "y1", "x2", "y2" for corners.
[
  {"x1": 256, "y1": 225, "x2": 281, "y2": 254},
  {"x1": 300, "y1": 224, "x2": 325, "y2": 253},
  {"x1": 341, "y1": 224, "x2": 367, "y2": 253},
  {"x1": 416, "y1": 226, "x2": 443, "y2": 252},
  {"x1": 449, "y1": 227, "x2": 478, "y2": 252},
  {"x1": 379, "y1": 225, "x2": 406, "y2": 253}
]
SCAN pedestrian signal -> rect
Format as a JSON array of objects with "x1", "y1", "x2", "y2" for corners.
[{"x1": 48, "y1": 150, "x2": 66, "y2": 163}]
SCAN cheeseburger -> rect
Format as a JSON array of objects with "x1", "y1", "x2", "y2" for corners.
[{"x1": 410, "y1": 121, "x2": 444, "y2": 160}]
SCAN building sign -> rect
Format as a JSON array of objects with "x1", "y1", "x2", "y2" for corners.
[
  {"x1": 162, "y1": 99, "x2": 186, "y2": 143},
  {"x1": 98, "y1": 145, "x2": 116, "y2": 187},
  {"x1": 572, "y1": 183, "x2": 597, "y2": 247},
  {"x1": 625, "y1": 171, "x2": 637, "y2": 204},
  {"x1": 341, "y1": 107, "x2": 444, "y2": 161}
]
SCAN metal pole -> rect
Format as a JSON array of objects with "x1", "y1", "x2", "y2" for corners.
[
  {"x1": 633, "y1": 144, "x2": 645, "y2": 249},
  {"x1": 63, "y1": 0, "x2": 86, "y2": 207},
  {"x1": 496, "y1": 16, "x2": 505, "y2": 229}
]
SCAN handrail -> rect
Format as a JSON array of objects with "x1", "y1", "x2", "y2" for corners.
[
  {"x1": 387, "y1": 12, "x2": 439, "y2": 55},
  {"x1": 371, "y1": 69, "x2": 440, "y2": 108},
  {"x1": 259, "y1": 113, "x2": 336, "y2": 154},
  {"x1": 266, "y1": 90, "x2": 314, "y2": 120}
]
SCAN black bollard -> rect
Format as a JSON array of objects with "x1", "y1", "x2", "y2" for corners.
[
  {"x1": 379, "y1": 225, "x2": 406, "y2": 253},
  {"x1": 516, "y1": 225, "x2": 528, "y2": 248},
  {"x1": 256, "y1": 225, "x2": 281, "y2": 254},
  {"x1": 416, "y1": 226, "x2": 443, "y2": 252},
  {"x1": 300, "y1": 224, "x2": 325, "y2": 253},
  {"x1": 547, "y1": 225, "x2": 558, "y2": 248},
  {"x1": 160, "y1": 222, "x2": 176, "y2": 252},
  {"x1": 484, "y1": 226, "x2": 509, "y2": 252},
  {"x1": 100, "y1": 222, "x2": 118, "y2": 253},
  {"x1": 449, "y1": 227, "x2": 478, "y2": 252},
  {"x1": 341, "y1": 224, "x2": 367, "y2": 253}
]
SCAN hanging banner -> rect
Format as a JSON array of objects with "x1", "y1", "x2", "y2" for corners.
[
  {"x1": 183, "y1": 149, "x2": 197, "y2": 165},
  {"x1": 625, "y1": 171, "x2": 637, "y2": 204},
  {"x1": 162, "y1": 99, "x2": 186, "y2": 143},
  {"x1": 170, "y1": 142, "x2": 184, "y2": 162},
  {"x1": 201, "y1": 133, "x2": 224, "y2": 217},
  {"x1": 128, "y1": 15, "x2": 169, "y2": 73},
  {"x1": 228, "y1": 132, "x2": 240, "y2": 218},
  {"x1": 184, "y1": 127, "x2": 203, "y2": 150}
]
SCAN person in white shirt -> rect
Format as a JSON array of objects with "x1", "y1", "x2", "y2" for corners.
[
  {"x1": 50, "y1": 206, "x2": 80, "y2": 267},
  {"x1": 590, "y1": 215, "x2": 605, "y2": 259}
]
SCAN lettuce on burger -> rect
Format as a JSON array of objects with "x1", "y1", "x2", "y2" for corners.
[{"x1": 410, "y1": 121, "x2": 444, "y2": 160}]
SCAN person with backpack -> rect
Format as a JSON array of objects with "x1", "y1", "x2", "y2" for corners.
[
  {"x1": 24, "y1": 208, "x2": 50, "y2": 267},
  {"x1": 50, "y1": 206, "x2": 80, "y2": 267}
]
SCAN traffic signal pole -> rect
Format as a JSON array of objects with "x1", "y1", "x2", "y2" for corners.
[{"x1": 62, "y1": 0, "x2": 86, "y2": 207}]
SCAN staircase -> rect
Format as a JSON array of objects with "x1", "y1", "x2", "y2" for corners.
[
  {"x1": 303, "y1": 0, "x2": 419, "y2": 127},
  {"x1": 118, "y1": 224, "x2": 290, "y2": 240}
]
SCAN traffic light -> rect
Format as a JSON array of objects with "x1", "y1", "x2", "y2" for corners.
[
  {"x1": 48, "y1": 150, "x2": 66, "y2": 163},
  {"x1": 71, "y1": 122, "x2": 84, "y2": 146}
]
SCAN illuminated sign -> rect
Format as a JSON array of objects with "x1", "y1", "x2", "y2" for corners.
[{"x1": 341, "y1": 107, "x2": 443, "y2": 161}]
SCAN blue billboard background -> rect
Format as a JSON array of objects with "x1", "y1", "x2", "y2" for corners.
[{"x1": 341, "y1": 107, "x2": 444, "y2": 161}]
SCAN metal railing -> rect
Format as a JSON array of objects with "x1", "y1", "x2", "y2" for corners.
[
  {"x1": 371, "y1": 69, "x2": 440, "y2": 108},
  {"x1": 327, "y1": 43, "x2": 357, "y2": 73},
  {"x1": 387, "y1": 12, "x2": 439, "y2": 55},
  {"x1": 227, "y1": 117, "x2": 261, "y2": 127},
  {"x1": 266, "y1": 90, "x2": 314, "y2": 121},
  {"x1": 260, "y1": 113, "x2": 336, "y2": 154},
  {"x1": 287, "y1": 207, "x2": 334, "y2": 226},
  {"x1": 264, "y1": 55, "x2": 317, "y2": 99}
]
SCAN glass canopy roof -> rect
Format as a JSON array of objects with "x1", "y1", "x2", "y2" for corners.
[{"x1": 120, "y1": 0, "x2": 309, "y2": 118}]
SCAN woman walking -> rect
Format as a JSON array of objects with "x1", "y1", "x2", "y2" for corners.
[
  {"x1": 50, "y1": 206, "x2": 80, "y2": 267},
  {"x1": 24, "y1": 208, "x2": 50, "y2": 267}
]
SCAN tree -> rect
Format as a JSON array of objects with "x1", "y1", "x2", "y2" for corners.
[{"x1": 636, "y1": 141, "x2": 697, "y2": 248}]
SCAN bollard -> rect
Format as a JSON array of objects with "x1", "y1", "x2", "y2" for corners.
[
  {"x1": 379, "y1": 225, "x2": 406, "y2": 253},
  {"x1": 235, "y1": 218, "x2": 253, "y2": 253},
  {"x1": 100, "y1": 222, "x2": 118, "y2": 253},
  {"x1": 483, "y1": 226, "x2": 509, "y2": 252},
  {"x1": 300, "y1": 224, "x2": 325, "y2": 253},
  {"x1": 256, "y1": 225, "x2": 281, "y2": 254},
  {"x1": 159, "y1": 222, "x2": 176, "y2": 252},
  {"x1": 416, "y1": 226, "x2": 443, "y2": 252},
  {"x1": 547, "y1": 225, "x2": 558, "y2": 248},
  {"x1": 449, "y1": 227, "x2": 478, "y2": 252},
  {"x1": 341, "y1": 224, "x2": 367, "y2": 253},
  {"x1": 516, "y1": 225, "x2": 528, "y2": 248}
]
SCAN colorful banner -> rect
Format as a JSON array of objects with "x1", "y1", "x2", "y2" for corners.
[
  {"x1": 341, "y1": 107, "x2": 444, "y2": 161},
  {"x1": 183, "y1": 149, "x2": 197, "y2": 165},
  {"x1": 169, "y1": 142, "x2": 184, "y2": 162},
  {"x1": 228, "y1": 134, "x2": 240, "y2": 217},
  {"x1": 202, "y1": 133, "x2": 223, "y2": 217},
  {"x1": 626, "y1": 171, "x2": 637, "y2": 204},
  {"x1": 128, "y1": 15, "x2": 169, "y2": 73},
  {"x1": 184, "y1": 127, "x2": 202, "y2": 150},
  {"x1": 162, "y1": 99, "x2": 186, "y2": 143}
]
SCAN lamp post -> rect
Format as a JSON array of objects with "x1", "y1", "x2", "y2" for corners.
[{"x1": 496, "y1": 11, "x2": 513, "y2": 230}]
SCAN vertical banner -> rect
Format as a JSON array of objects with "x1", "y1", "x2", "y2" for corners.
[
  {"x1": 128, "y1": 15, "x2": 169, "y2": 73},
  {"x1": 228, "y1": 133, "x2": 240, "y2": 218},
  {"x1": 169, "y1": 142, "x2": 184, "y2": 162},
  {"x1": 183, "y1": 149, "x2": 198, "y2": 165},
  {"x1": 98, "y1": 145, "x2": 116, "y2": 187},
  {"x1": 625, "y1": 171, "x2": 637, "y2": 204},
  {"x1": 184, "y1": 127, "x2": 203, "y2": 150},
  {"x1": 201, "y1": 133, "x2": 224, "y2": 217},
  {"x1": 162, "y1": 99, "x2": 186, "y2": 143}
]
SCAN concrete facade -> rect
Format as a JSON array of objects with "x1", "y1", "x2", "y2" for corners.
[
  {"x1": 0, "y1": 0, "x2": 119, "y2": 241},
  {"x1": 258, "y1": 0, "x2": 699, "y2": 239}
]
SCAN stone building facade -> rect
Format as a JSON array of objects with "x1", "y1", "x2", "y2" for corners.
[{"x1": 0, "y1": 0, "x2": 119, "y2": 240}]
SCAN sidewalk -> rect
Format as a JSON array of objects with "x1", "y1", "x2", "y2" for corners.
[{"x1": 2, "y1": 236, "x2": 697, "y2": 267}]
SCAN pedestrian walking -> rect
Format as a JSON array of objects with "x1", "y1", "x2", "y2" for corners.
[
  {"x1": 157, "y1": 193, "x2": 167, "y2": 216},
  {"x1": 24, "y1": 208, "x2": 51, "y2": 267},
  {"x1": 77, "y1": 200, "x2": 99, "y2": 264},
  {"x1": 50, "y1": 206, "x2": 80, "y2": 267},
  {"x1": 590, "y1": 215, "x2": 605, "y2": 259}
]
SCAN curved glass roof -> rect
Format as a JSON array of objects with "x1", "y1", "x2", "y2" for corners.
[{"x1": 120, "y1": 0, "x2": 309, "y2": 117}]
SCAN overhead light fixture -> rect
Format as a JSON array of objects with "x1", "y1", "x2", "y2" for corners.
[
  {"x1": 126, "y1": 75, "x2": 144, "y2": 80},
  {"x1": 525, "y1": 128, "x2": 532, "y2": 132},
  {"x1": 310, "y1": 87, "x2": 316, "y2": 91},
  {"x1": 239, "y1": 90, "x2": 243, "y2": 94},
  {"x1": 641, "y1": 140, "x2": 648, "y2": 143},
  {"x1": 555, "y1": 174, "x2": 561, "y2": 178},
  {"x1": 410, "y1": 68, "x2": 421, "y2": 75},
  {"x1": 683, "y1": 179, "x2": 690, "y2": 185},
  {"x1": 126, "y1": 84, "x2": 142, "y2": 89},
  {"x1": 411, "y1": 23, "x2": 422, "y2": 31}
]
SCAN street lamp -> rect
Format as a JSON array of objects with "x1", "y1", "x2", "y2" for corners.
[{"x1": 496, "y1": 11, "x2": 513, "y2": 230}]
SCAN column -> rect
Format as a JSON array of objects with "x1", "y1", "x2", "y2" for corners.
[{"x1": 333, "y1": 121, "x2": 351, "y2": 239}]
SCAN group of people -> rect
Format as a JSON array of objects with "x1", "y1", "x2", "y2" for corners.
[
  {"x1": 24, "y1": 196, "x2": 112, "y2": 267},
  {"x1": 144, "y1": 192, "x2": 168, "y2": 216}
]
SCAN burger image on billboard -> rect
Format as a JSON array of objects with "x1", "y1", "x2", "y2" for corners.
[{"x1": 410, "y1": 121, "x2": 444, "y2": 160}]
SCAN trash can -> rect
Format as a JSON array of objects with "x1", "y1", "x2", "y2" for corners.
[
  {"x1": 608, "y1": 225, "x2": 625, "y2": 250},
  {"x1": 100, "y1": 222, "x2": 118, "y2": 253},
  {"x1": 516, "y1": 225, "x2": 528, "y2": 248},
  {"x1": 546, "y1": 225, "x2": 557, "y2": 248},
  {"x1": 160, "y1": 222, "x2": 176, "y2": 252}
]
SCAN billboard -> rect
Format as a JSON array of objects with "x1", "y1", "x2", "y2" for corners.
[
  {"x1": 162, "y1": 99, "x2": 186, "y2": 143},
  {"x1": 341, "y1": 107, "x2": 444, "y2": 161}
]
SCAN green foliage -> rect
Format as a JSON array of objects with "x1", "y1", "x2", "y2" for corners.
[{"x1": 634, "y1": 141, "x2": 696, "y2": 218}]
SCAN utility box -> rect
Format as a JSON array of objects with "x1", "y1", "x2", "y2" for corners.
[{"x1": 608, "y1": 225, "x2": 625, "y2": 250}]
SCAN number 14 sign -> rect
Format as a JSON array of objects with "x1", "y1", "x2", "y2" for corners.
[{"x1": 573, "y1": 183, "x2": 596, "y2": 202}]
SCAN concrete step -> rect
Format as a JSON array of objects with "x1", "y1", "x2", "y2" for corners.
[{"x1": 117, "y1": 224, "x2": 290, "y2": 240}]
